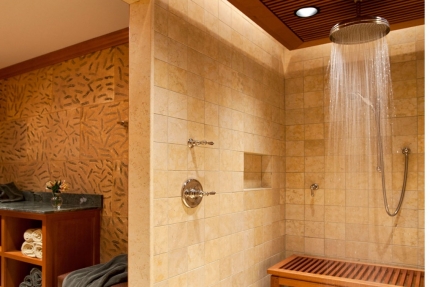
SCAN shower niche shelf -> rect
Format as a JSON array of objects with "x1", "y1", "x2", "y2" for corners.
[{"x1": 244, "y1": 153, "x2": 272, "y2": 190}]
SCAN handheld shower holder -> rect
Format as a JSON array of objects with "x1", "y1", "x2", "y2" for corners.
[{"x1": 310, "y1": 183, "x2": 319, "y2": 197}]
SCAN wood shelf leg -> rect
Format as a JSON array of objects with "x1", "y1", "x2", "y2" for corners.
[{"x1": 271, "y1": 276, "x2": 280, "y2": 287}]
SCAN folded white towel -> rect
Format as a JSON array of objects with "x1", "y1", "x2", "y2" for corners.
[
  {"x1": 21, "y1": 241, "x2": 36, "y2": 258},
  {"x1": 33, "y1": 242, "x2": 42, "y2": 259},
  {"x1": 24, "y1": 228, "x2": 36, "y2": 242},
  {"x1": 31, "y1": 229, "x2": 42, "y2": 243}
]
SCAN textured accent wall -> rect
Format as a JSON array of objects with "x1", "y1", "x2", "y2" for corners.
[
  {"x1": 284, "y1": 26, "x2": 424, "y2": 269},
  {"x1": 151, "y1": 0, "x2": 287, "y2": 285},
  {"x1": 0, "y1": 44, "x2": 129, "y2": 263}
]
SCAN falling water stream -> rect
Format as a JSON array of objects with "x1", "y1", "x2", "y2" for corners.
[{"x1": 328, "y1": 33, "x2": 407, "y2": 216}]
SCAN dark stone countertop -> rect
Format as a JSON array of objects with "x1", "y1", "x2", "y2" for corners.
[{"x1": 0, "y1": 191, "x2": 103, "y2": 214}]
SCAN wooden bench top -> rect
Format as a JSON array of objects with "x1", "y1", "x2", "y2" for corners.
[{"x1": 268, "y1": 254, "x2": 424, "y2": 287}]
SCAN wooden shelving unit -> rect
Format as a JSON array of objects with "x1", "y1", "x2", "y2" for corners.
[{"x1": 0, "y1": 208, "x2": 100, "y2": 287}]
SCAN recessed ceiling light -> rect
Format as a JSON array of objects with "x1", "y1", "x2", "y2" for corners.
[{"x1": 295, "y1": 7, "x2": 319, "y2": 18}]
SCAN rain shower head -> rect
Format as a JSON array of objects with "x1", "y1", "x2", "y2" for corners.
[
  {"x1": 329, "y1": 0, "x2": 390, "y2": 45},
  {"x1": 330, "y1": 16, "x2": 390, "y2": 44}
]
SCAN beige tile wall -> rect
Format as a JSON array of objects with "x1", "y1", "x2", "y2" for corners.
[
  {"x1": 152, "y1": 0, "x2": 287, "y2": 285},
  {"x1": 128, "y1": 1, "x2": 153, "y2": 285},
  {"x1": 0, "y1": 44, "x2": 129, "y2": 263},
  {"x1": 284, "y1": 26, "x2": 424, "y2": 269}
]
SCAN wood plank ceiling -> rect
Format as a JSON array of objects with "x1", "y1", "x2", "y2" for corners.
[{"x1": 227, "y1": 0, "x2": 425, "y2": 50}]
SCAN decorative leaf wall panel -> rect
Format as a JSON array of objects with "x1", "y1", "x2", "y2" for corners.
[
  {"x1": 0, "y1": 80, "x2": 7, "y2": 122},
  {"x1": 0, "y1": 44, "x2": 129, "y2": 262},
  {"x1": 0, "y1": 120, "x2": 28, "y2": 162},
  {"x1": 15, "y1": 161, "x2": 50, "y2": 191},
  {"x1": 5, "y1": 67, "x2": 53, "y2": 120},
  {"x1": 53, "y1": 48, "x2": 117, "y2": 109},
  {"x1": 101, "y1": 215, "x2": 128, "y2": 263},
  {"x1": 114, "y1": 44, "x2": 129, "y2": 102},
  {"x1": 112, "y1": 160, "x2": 128, "y2": 217},
  {"x1": 81, "y1": 101, "x2": 129, "y2": 160}
]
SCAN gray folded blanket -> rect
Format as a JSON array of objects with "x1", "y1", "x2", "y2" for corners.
[
  {"x1": 63, "y1": 254, "x2": 128, "y2": 287},
  {"x1": 0, "y1": 182, "x2": 24, "y2": 203},
  {"x1": 19, "y1": 268, "x2": 42, "y2": 287}
]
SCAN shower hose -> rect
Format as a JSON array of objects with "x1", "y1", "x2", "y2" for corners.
[{"x1": 375, "y1": 102, "x2": 409, "y2": 217}]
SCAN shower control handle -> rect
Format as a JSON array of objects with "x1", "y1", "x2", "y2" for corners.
[
  {"x1": 188, "y1": 138, "x2": 214, "y2": 148},
  {"x1": 181, "y1": 178, "x2": 216, "y2": 208},
  {"x1": 184, "y1": 188, "x2": 216, "y2": 199}
]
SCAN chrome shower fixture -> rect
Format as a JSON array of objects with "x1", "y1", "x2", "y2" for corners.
[
  {"x1": 181, "y1": 178, "x2": 216, "y2": 208},
  {"x1": 310, "y1": 183, "x2": 319, "y2": 197},
  {"x1": 188, "y1": 138, "x2": 214, "y2": 148},
  {"x1": 329, "y1": 0, "x2": 390, "y2": 44}
]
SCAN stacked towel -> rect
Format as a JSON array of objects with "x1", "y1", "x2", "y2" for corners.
[
  {"x1": 33, "y1": 242, "x2": 42, "y2": 259},
  {"x1": 24, "y1": 228, "x2": 36, "y2": 242},
  {"x1": 21, "y1": 229, "x2": 43, "y2": 259},
  {"x1": 21, "y1": 242, "x2": 35, "y2": 258},
  {"x1": 19, "y1": 268, "x2": 42, "y2": 287},
  {"x1": 32, "y1": 229, "x2": 42, "y2": 243}
]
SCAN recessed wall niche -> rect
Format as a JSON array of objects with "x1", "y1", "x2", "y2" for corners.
[{"x1": 244, "y1": 153, "x2": 272, "y2": 189}]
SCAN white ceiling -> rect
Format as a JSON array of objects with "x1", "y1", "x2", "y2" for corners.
[{"x1": 0, "y1": 0, "x2": 129, "y2": 69}]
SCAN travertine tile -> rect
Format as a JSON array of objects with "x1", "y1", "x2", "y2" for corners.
[
  {"x1": 392, "y1": 79, "x2": 417, "y2": 99},
  {"x1": 168, "y1": 117, "x2": 188, "y2": 144},
  {"x1": 304, "y1": 237, "x2": 324, "y2": 255},
  {"x1": 168, "y1": 11, "x2": 189, "y2": 45},
  {"x1": 325, "y1": 206, "x2": 346, "y2": 223},
  {"x1": 205, "y1": 260, "x2": 220, "y2": 286},
  {"x1": 386, "y1": 26, "x2": 416, "y2": 45},
  {"x1": 154, "y1": 86, "x2": 169, "y2": 116},
  {"x1": 155, "y1": 5, "x2": 169, "y2": 34},
  {"x1": 325, "y1": 239, "x2": 345, "y2": 258},
  {"x1": 345, "y1": 223, "x2": 368, "y2": 242},
  {"x1": 303, "y1": 58, "x2": 323, "y2": 76},
  {"x1": 169, "y1": 222, "x2": 188, "y2": 250},
  {"x1": 168, "y1": 64, "x2": 188, "y2": 94},
  {"x1": 392, "y1": 245, "x2": 418, "y2": 266},
  {"x1": 304, "y1": 75, "x2": 324, "y2": 92},
  {"x1": 345, "y1": 241, "x2": 368, "y2": 260},
  {"x1": 154, "y1": 253, "x2": 168, "y2": 282},
  {"x1": 187, "y1": 96, "x2": 205, "y2": 123},
  {"x1": 168, "y1": 247, "x2": 188, "y2": 277},
  {"x1": 154, "y1": 226, "x2": 168, "y2": 255},
  {"x1": 303, "y1": 91, "x2": 323, "y2": 108},
  {"x1": 155, "y1": 32, "x2": 169, "y2": 62},
  {"x1": 187, "y1": 267, "x2": 205, "y2": 287},
  {"x1": 391, "y1": 61, "x2": 417, "y2": 81},
  {"x1": 304, "y1": 140, "x2": 325, "y2": 156},
  {"x1": 305, "y1": 205, "x2": 324, "y2": 221},
  {"x1": 188, "y1": 243, "x2": 205, "y2": 270},
  {"x1": 368, "y1": 243, "x2": 392, "y2": 263},
  {"x1": 390, "y1": 42, "x2": 416, "y2": 63},
  {"x1": 154, "y1": 114, "x2": 168, "y2": 143},
  {"x1": 155, "y1": 59, "x2": 169, "y2": 89},
  {"x1": 305, "y1": 221, "x2": 324, "y2": 237}
]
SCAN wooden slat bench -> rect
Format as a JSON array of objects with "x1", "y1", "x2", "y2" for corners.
[{"x1": 268, "y1": 255, "x2": 424, "y2": 287}]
